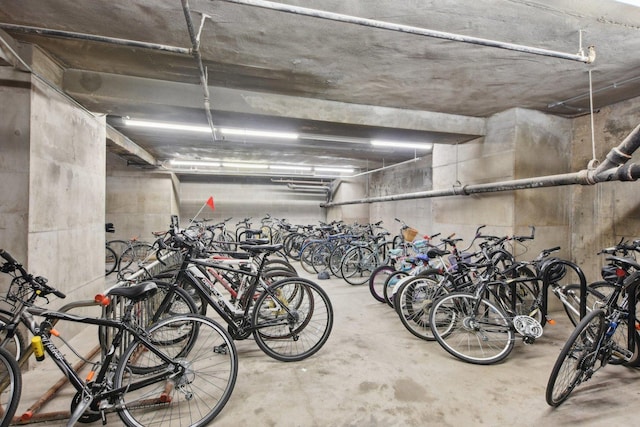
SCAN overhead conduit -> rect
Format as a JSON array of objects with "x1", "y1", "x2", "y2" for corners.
[{"x1": 321, "y1": 124, "x2": 640, "y2": 207}]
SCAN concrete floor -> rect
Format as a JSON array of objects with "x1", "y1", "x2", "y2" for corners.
[{"x1": 14, "y1": 269, "x2": 640, "y2": 427}]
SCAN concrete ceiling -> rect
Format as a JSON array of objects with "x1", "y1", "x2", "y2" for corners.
[{"x1": 1, "y1": 0, "x2": 640, "y2": 177}]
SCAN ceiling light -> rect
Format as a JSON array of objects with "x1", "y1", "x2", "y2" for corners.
[
  {"x1": 270, "y1": 165, "x2": 313, "y2": 171},
  {"x1": 299, "y1": 133, "x2": 369, "y2": 144},
  {"x1": 219, "y1": 128, "x2": 299, "y2": 139},
  {"x1": 314, "y1": 167, "x2": 355, "y2": 174},
  {"x1": 124, "y1": 119, "x2": 211, "y2": 133},
  {"x1": 222, "y1": 162, "x2": 269, "y2": 169},
  {"x1": 371, "y1": 139, "x2": 433, "y2": 150},
  {"x1": 170, "y1": 160, "x2": 221, "y2": 167}
]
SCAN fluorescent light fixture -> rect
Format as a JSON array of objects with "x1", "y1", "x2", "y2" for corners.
[
  {"x1": 371, "y1": 139, "x2": 433, "y2": 150},
  {"x1": 299, "y1": 133, "x2": 369, "y2": 144},
  {"x1": 222, "y1": 162, "x2": 269, "y2": 169},
  {"x1": 124, "y1": 119, "x2": 211, "y2": 133},
  {"x1": 269, "y1": 165, "x2": 313, "y2": 171},
  {"x1": 219, "y1": 128, "x2": 299, "y2": 139},
  {"x1": 123, "y1": 119, "x2": 298, "y2": 139},
  {"x1": 314, "y1": 167, "x2": 355, "y2": 174},
  {"x1": 170, "y1": 160, "x2": 221, "y2": 167}
]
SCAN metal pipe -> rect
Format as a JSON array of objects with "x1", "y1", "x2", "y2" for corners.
[
  {"x1": 321, "y1": 124, "x2": 640, "y2": 207},
  {"x1": 0, "y1": 23, "x2": 191, "y2": 55},
  {"x1": 218, "y1": 0, "x2": 595, "y2": 63},
  {"x1": 181, "y1": 0, "x2": 218, "y2": 142}
]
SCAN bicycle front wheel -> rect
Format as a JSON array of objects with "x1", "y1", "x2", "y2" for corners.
[
  {"x1": 0, "y1": 345, "x2": 21, "y2": 427},
  {"x1": 115, "y1": 314, "x2": 238, "y2": 427},
  {"x1": 252, "y1": 278, "x2": 333, "y2": 362},
  {"x1": 430, "y1": 292, "x2": 515, "y2": 365},
  {"x1": 546, "y1": 309, "x2": 605, "y2": 406}
]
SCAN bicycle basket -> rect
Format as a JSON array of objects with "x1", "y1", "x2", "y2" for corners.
[
  {"x1": 3, "y1": 277, "x2": 30, "y2": 312},
  {"x1": 402, "y1": 227, "x2": 418, "y2": 242}
]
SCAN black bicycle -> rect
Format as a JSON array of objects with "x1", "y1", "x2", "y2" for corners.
[
  {"x1": 139, "y1": 226, "x2": 334, "y2": 362},
  {"x1": 546, "y1": 256, "x2": 640, "y2": 406},
  {"x1": 0, "y1": 249, "x2": 238, "y2": 426}
]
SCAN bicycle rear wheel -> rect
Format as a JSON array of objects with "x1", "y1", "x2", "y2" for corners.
[
  {"x1": 252, "y1": 278, "x2": 333, "y2": 362},
  {"x1": 430, "y1": 292, "x2": 515, "y2": 365},
  {"x1": 115, "y1": 314, "x2": 237, "y2": 427},
  {"x1": 395, "y1": 275, "x2": 448, "y2": 341},
  {"x1": 546, "y1": 309, "x2": 604, "y2": 406},
  {"x1": 0, "y1": 345, "x2": 21, "y2": 427}
]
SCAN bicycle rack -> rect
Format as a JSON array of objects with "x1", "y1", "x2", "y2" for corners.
[{"x1": 540, "y1": 259, "x2": 588, "y2": 321}]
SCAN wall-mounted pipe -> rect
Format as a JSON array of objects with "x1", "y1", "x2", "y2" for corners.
[
  {"x1": 321, "y1": 124, "x2": 640, "y2": 207},
  {"x1": 218, "y1": 0, "x2": 595, "y2": 63}
]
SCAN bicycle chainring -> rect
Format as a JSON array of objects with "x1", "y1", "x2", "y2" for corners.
[
  {"x1": 513, "y1": 315, "x2": 543, "y2": 339},
  {"x1": 70, "y1": 391, "x2": 102, "y2": 424}
]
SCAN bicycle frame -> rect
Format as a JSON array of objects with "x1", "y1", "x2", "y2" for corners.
[
  {"x1": 153, "y1": 248, "x2": 293, "y2": 338},
  {"x1": 3, "y1": 300, "x2": 185, "y2": 422}
]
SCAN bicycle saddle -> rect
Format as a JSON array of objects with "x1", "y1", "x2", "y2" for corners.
[
  {"x1": 240, "y1": 243, "x2": 284, "y2": 255},
  {"x1": 107, "y1": 281, "x2": 158, "y2": 301}
]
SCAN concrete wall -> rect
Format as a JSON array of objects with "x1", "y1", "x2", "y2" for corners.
[
  {"x1": 570, "y1": 97, "x2": 640, "y2": 281},
  {"x1": 106, "y1": 152, "x2": 179, "y2": 243},
  {"x1": 367, "y1": 157, "x2": 434, "y2": 237},
  {"x1": 179, "y1": 176, "x2": 327, "y2": 232},
  {"x1": 326, "y1": 177, "x2": 368, "y2": 226},
  {"x1": 0, "y1": 68, "x2": 106, "y2": 323}
]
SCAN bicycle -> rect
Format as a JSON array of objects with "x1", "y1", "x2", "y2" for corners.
[
  {"x1": 428, "y1": 255, "x2": 545, "y2": 365},
  {"x1": 0, "y1": 249, "x2": 238, "y2": 427},
  {"x1": 546, "y1": 256, "x2": 640, "y2": 406},
  {"x1": 141, "y1": 227, "x2": 334, "y2": 362}
]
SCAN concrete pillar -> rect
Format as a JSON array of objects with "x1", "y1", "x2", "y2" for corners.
[{"x1": 0, "y1": 66, "x2": 106, "y2": 320}]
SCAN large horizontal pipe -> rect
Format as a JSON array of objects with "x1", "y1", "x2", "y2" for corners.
[
  {"x1": 218, "y1": 0, "x2": 595, "y2": 63},
  {"x1": 321, "y1": 124, "x2": 640, "y2": 207},
  {"x1": 0, "y1": 23, "x2": 191, "y2": 55}
]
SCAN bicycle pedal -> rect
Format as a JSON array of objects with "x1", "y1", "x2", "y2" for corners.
[{"x1": 214, "y1": 343, "x2": 228, "y2": 354}]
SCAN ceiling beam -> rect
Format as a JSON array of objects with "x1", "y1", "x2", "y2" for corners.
[
  {"x1": 62, "y1": 69, "x2": 486, "y2": 139},
  {"x1": 106, "y1": 125, "x2": 157, "y2": 167}
]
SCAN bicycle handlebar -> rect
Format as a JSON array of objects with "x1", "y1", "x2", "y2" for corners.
[{"x1": 0, "y1": 249, "x2": 66, "y2": 299}]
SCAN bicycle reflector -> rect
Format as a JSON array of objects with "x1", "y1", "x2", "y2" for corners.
[{"x1": 94, "y1": 294, "x2": 111, "y2": 306}]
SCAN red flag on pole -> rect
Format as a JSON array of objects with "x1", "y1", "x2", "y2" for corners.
[{"x1": 206, "y1": 196, "x2": 215, "y2": 211}]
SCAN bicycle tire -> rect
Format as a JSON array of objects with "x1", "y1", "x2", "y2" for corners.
[
  {"x1": 0, "y1": 310, "x2": 28, "y2": 360},
  {"x1": 383, "y1": 271, "x2": 409, "y2": 308},
  {"x1": 369, "y1": 265, "x2": 395, "y2": 303},
  {"x1": 118, "y1": 242, "x2": 156, "y2": 274},
  {"x1": 341, "y1": 246, "x2": 375, "y2": 286},
  {"x1": 328, "y1": 243, "x2": 350, "y2": 277},
  {"x1": 395, "y1": 275, "x2": 449, "y2": 341},
  {"x1": 545, "y1": 309, "x2": 605, "y2": 406},
  {"x1": 115, "y1": 314, "x2": 238, "y2": 427},
  {"x1": 299, "y1": 242, "x2": 320, "y2": 275},
  {"x1": 106, "y1": 245, "x2": 118, "y2": 276},
  {"x1": 100, "y1": 282, "x2": 199, "y2": 355},
  {"x1": 430, "y1": 292, "x2": 515, "y2": 365},
  {"x1": 0, "y1": 346, "x2": 21, "y2": 427},
  {"x1": 252, "y1": 278, "x2": 333, "y2": 362}
]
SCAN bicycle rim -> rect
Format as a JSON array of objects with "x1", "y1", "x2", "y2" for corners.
[
  {"x1": 115, "y1": 314, "x2": 238, "y2": 427},
  {"x1": 430, "y1": 293, "x2": 515, "y2": 365},
  {"x1": 546, "y1": 309, "x2": 604, "y2": 406},
  {"x1": 253, "y1": 278, "x2": 333, "y2": 362}
]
